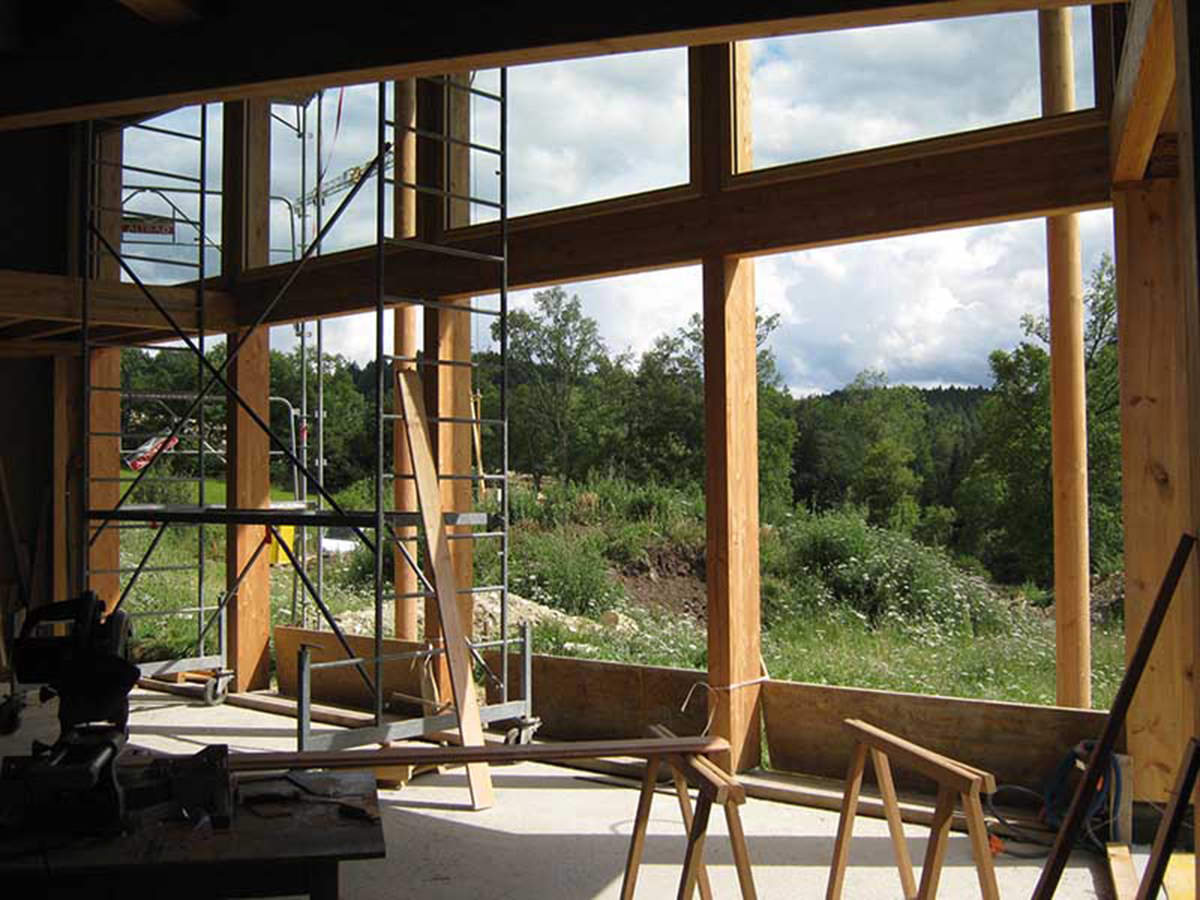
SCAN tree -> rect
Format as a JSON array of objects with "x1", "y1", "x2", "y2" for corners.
[
  {"x1": 494, "y1": 286, "x2": 608, "y2": 484},
  {"x1": 960, "y1": 253, "x2": 1122, "y2": 583}
]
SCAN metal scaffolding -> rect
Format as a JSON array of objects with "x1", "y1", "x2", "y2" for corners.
[{"x1": 80, "y1": 75, "x2": 532, "y2": 749}]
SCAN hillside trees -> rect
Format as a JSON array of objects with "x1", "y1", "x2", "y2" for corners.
[{"x1": 956, "y1": 253, "x2": 1121, "y2": 582}]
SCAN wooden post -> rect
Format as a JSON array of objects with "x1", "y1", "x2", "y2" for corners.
[
  {"x1": 703, "y1": 254, "x2": 762, "y2": 774},
  {"x1": 392, "y1": 78, "x2": 420, "y2": 641},
  {"x1": 418, "y1": 74, "x2": 475, "y2": 689},
  {"x1": 443, "y1": 72, "x2": 474, "y2": 638},
  {"x1": 1115, "y1": 181, "x2": 1195, "y2": 802},
  {"x1": 697, "y1": 44, "x2": 762, "y2": 773},
  {"x1": 87, "y1": 126, "x2": 123, "y2": 610},
  {"x1": 1170, "y1": 0, "x2": 1200, "y2": 890},
  {"x1": 223, "y1": 98, "x2": 272, "y2": 693},
  {"x1": 1039, "y1": 9, "x2": 1092, "y2": 708}
]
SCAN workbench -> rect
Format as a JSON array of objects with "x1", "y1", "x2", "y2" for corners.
[{"x1": 0, "y1": 770, "x2": 385, "y2": 899}]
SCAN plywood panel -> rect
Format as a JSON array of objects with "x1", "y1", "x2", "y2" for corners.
[
  {"x1": 275, "y1": 626, "x2": 428, "y2": 711},
  {"x1": 762, "y1": 679, "x2": 1111, "y2": 793},
  {"x1": 484, "y1": 654, "x2": 710, "y2": 740}
]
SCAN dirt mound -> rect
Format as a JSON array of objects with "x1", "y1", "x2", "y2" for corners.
[{"x1": 617, "y1": 544, "x2": 707, "y2": 622}]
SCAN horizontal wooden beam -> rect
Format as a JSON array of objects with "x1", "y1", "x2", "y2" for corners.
[
  {"x1": 226, "y1": 735, "x2": 732, "y2": 773},
  {"x1": 0, "y1": 270, "x2": 237, "y2": 333},
  {"x1": 234, "y1": 111, "x2": 1111, "y2": 326},
  {"x1": 2, "y1": 0, "x2": 1122, "y2": 131},
  {"x1": 1111, "y1": 0, "x2": 1176, "y2": 182}
]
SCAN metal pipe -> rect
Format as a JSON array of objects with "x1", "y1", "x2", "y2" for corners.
[
  {"x1": 500, "y1": 68, "x2": 512, "y2": 706},
  {"x1": 374, "y1": 82, "x2": 387, "y2": 727}
]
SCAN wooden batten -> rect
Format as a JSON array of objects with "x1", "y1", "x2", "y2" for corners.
[
  {"x1": 223, "y1": 98, "x2": 272, "y2": 693},
  {"x1": 1115, "y1": 181, "x2": 1196, "y2": 802}
]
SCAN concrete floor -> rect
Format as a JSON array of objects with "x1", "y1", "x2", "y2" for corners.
[{"x1": 2, "y1": 688, "x2": 1115, "y2": 898}]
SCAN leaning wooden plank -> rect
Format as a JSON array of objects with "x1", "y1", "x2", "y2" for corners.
[
  {"x1": 227, "y1": 735, "x2": 729, "y2": 773},
  {"x1": 1105, "y1": 844, "x2": 1139, "y2": 900},
  {"x1": 397, "y1": 368, "x2": 494, "y2": 810}
]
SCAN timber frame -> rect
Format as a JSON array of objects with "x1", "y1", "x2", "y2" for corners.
[{"x1": 0, "y1": 0, "x2": 1199, "y2": 852}]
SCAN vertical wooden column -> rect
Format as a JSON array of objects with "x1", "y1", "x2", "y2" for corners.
[
  {"x1": 418, "y1": 75, "x2": 475, "y2": 674},
  {"x1": 703, "y1": 253, "x2": 762, "y2": 774},
  {"x1": 223, "y1": 98, "x2": 272, "y2": 692},
  {"x1": 88, "y1": 127, "x2": 123, "y2": 609},
  {"x1": 443, "y1": 72, "x2": 475, "y2": 637},
  {"x1": 1116, "y1": 182, "x2": 1195, "y2": 802},
  {"x1": 392, "y1": 79, "x2": 420, "y2": 640},
  {"x1": 697, "y1": 43, "x2": 762, "y2": 773},
  {"x1": 417, "y1": 78, "x2": 447, "y2": 665},
  {"x1": 1040, "y1": 9, "x2": 1092, "y2": 708},
  {"x1": 1170, "y1": 0, "x2": 1200, "y2": 883}
]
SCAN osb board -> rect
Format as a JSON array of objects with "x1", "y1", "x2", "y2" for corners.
[
  {"x1": 763, "y1": 679, "x2": 1114, "y2": 793},
  {"x1": 483, "y1": 653, "x2": 709, "y2": 740},
  {"x1": 275, "y1": 626, "x2": 426, "y2": 712}
]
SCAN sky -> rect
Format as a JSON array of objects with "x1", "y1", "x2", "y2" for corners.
[{"x1": 119, "y1": 7, "x2": 1113, "y2": 396}]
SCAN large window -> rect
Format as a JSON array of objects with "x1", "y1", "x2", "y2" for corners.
[
  {"x1": 502, "y1": 48, "x2": 689, "y2": 218},
  {"x1": 747, "y1": 9, "x2": 1095, "y2": 171}
]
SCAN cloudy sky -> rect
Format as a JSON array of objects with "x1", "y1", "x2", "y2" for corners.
[{"x1": 120, "y1": 7, "x2": 1112, "y2": 396}]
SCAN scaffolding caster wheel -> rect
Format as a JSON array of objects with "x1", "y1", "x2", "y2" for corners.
[
  {"x1": 203, "y1": 673, "x2": 230, "y2": 707},
  {"x1": 503, "y1": 716, "x2": 541, "y2": 746}
]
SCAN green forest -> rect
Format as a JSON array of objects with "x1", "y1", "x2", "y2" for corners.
[{"x1": 119, "y1": 254, "x2": 1126, "y2": 706}]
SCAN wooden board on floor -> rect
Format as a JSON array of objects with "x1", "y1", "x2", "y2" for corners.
[
  {"x1": 1106, "y1": 844, "x2": 1140, "y2": 900},
  {"x1": 397, "y1": 369, "x2": 494, "y2": 810},
  {"x1": 1165, "y1": 852, "x2": 1196, "y2": 900}
]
